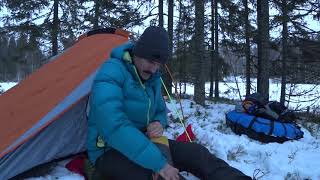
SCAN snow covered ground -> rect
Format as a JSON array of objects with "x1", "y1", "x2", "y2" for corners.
[
  {"x1": 2, "y1": 80, "x2": 320, "y2": 180},
  {"x1": 165, "y1": 100, "x2": 320, "y2": 180},
  {"x1": 22, "y1": 99, "x2": 320, "y2": 180}
]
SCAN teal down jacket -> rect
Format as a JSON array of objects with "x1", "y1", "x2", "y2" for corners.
[{"x1": 87, "y1": 42, "x2": 168, "y2": 172}]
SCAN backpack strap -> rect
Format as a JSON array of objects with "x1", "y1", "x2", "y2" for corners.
[
  {"x1": 268, "y1": 120, "x2": 274, "y2": 135},
  {"x1": 248, "y1": 116, "x2": 258, "y2": 130},
  {"x1": 281, "y1": 123, "x2": 288, "y2": 137}
]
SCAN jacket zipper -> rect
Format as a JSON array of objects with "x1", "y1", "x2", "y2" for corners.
[{"x1": 133, "y1": 66, "x2": 151, "y2": 125}]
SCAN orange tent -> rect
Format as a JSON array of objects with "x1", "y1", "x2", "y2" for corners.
[{"x1": 0, "y1": 28, "x2": 129, "y2": 180}]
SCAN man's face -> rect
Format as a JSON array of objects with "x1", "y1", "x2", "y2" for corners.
[{"x1": 133, "y1": 56, "x2": 161, "y2": 81}]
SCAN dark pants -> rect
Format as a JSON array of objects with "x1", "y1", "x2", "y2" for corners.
[{"x1": 95, "y1": 140, "x2": 252, "y2": 180}]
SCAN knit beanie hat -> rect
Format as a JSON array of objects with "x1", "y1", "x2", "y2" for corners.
[{"x1": 132, "y1": 26, "x2": 170, "y2": 64}]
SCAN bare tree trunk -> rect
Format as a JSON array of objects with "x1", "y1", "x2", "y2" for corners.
[
  {"x1": 52, "y1": 0, "x2": 59, "y2": 56},
  {"x1": 177, "y1": 0, "x2": 183, "y2": 95},
  {"x1": 280, "y1": 0, "x2": 288, "y2": 105},
  {"x1": 93, "y1": 0, "x2": 101, "y2": 29},
  {"x1": 183, "y1": 16, "x2": 187, "y2": 94},
  {"x1": 16, "y1": 63, "x2": 21, "y2": 82},
  {"x1": 0, "y1": 63, "x2": 2, "y2": 81},
  {"x1": 164, "y1": 0, "x2": 173, "y2": 95},
  {"x1": 159, "y1": 0, "x2": 164, "y2": 27},
  {"x1": 194, "y1": 0, "x2": 205, "y2": 105},
  {"x1": 257, "y1": 0, "x2": 270, "y2": 100},
  {"x1": 214, "y1": 0, "x2": 219, "y2": 99},
  {"x1": 243, "y1": 0, "x2": 251, "y2": 96},
  {"x1": 209, "y1": 0, "x2": 215, "y2": 98},
  {"x1": 159, "y1": 0, "x2": 169, "y2": 95}
]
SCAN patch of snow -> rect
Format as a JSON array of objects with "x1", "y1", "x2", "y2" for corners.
[
  {"x1": 0, "y1": 82, "x2": 17, "y2": 93},
  {"x1": 24, "y1": 160, "x2": 84, "y2": 180}
]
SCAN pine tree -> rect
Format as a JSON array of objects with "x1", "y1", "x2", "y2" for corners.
[
  {"x1": 257, "y1": 0, "x2": 270, "y2": 100},
  {"x1": 15, "y1": 34, "x2": 29, "y2": 81},
  {"x1": 270, "y1": 0, "x2": 316, "y2": 104},
  {"x1": 280, "y1": 0, "x2": 289, "y2": 105},
  {"x1": 0, "y1": 35, "x2": 8, "y2": 81},
  {"x1": 82, "y1": 0, "x2": 146, "y2": 29},
  {"x1": 194, "y1": 0, "x2": 205, "y2": 105},
  {"x1": 1, "y1": 0, "x2": 83, "y2": 56},
  {"x1": 208, "y1": 0, "x2": 251, "y2": 99},
  {"x1": 174, "y1": 0, "x2": 193, "y2": 94},
  {"x1": 213, "y1": 0, "x2": 219, "y2": 99},
  {"x1": 176, "y1": 0, "x2": 183, "y2": 94},
  {"x1": 243, "y1": 0, "x2": 251, "y2": 96},
  {"x1": 209, "y1": 0, "x2": 215, "y2": 98},
  {"x1": 159, "y1": 0, "x2": 164, "y2": 27},
  {"x1": 6, "y1": 37, "x2": 18, "y2": 81},
  {"x1": 52, "y1": 0, "x2": 59, "y2": 56},
  {"x1": 166, "y1": 0, "x2": 174, "y2": 95}
]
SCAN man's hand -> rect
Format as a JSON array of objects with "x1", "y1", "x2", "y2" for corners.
[
  {"x1": 159, "y1": 163, "x2": 180, "y2": 180},
  {"x1": 147, "y1": 121, "x2": 164, "y2": 138}
]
